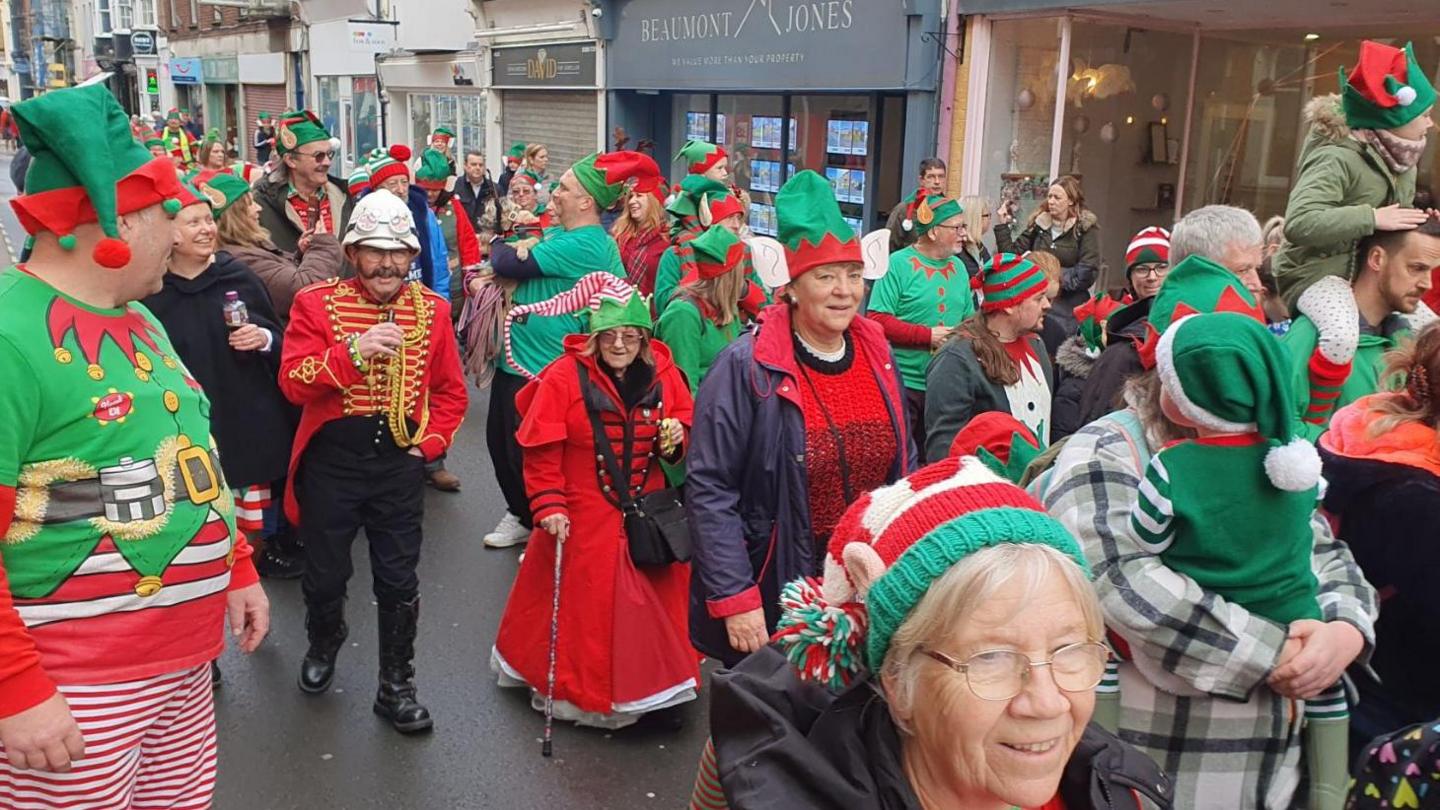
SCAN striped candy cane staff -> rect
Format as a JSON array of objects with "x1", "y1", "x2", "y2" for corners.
[
  {"x1": 502, "y1": 271, "x2": 641, "y2": 381},
  {"x1": 541, "y1": 517, "x2": 566, "y2": 758}
]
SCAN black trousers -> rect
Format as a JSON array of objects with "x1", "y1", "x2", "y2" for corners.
[
  {"x1": 485, "y1": 370, "x2": 532, "y2": 528},
  {"x1": 905, "y1": 387, "x2": 927, "y2": 457},
  {"x1": 298, "y1": 424, "x2": 425, "y2": 609}
]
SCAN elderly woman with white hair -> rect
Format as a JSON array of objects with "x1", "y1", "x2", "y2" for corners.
[{"x1": 689, "y1": 456, "x2": 1171, "y2": 810}]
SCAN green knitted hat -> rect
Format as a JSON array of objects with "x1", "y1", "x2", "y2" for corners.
[
  {"x1": 569, "y1": 151, "x2": 663, "y2": 210},
  {"x1": 900, "y1": 192, "x2": 963, "y2": 236},
  {"x1": 979, "y1": 253, "x2": 1048, "y2": 312},
  {"x1": 432, "y1": 126, "x2": 455, "y2": 141},
  {"x1": 1341, "y1": 41, "x2": 1437, "y2": 131},
  {"x1": 770, "y1": 456, "x2": 1088, "y2": 688},
  {"x1": 1139, "y1": 254, "x2": 1264, "y2": 369},
  {"x1": 10, "y1": 84, "x2": 184, "y2": 268},
  {"x1": 347, "y1": 161, "x2": 372, "y2": 196},
  {"x1": 1156, "y1": 311, "x2": 1322, "y2": 492},
  {"x1": 274, "y1": 109, "x2": 331, "y2": 156},
  {"x1": 414, "y1": 147, "x2": 454, "y2": 190},
  {"x1": 775, "y1": 170, "x2": 861, "y2": 280},
  {"x1": 258, "y1": 111, "x2": 271, "y2": 121},
  {"x1": 194, "y1": 170, "x2": 252, "y2": 215},
  {"x1": 675, "y1": 139, "x2": 727, "y2": 174}
]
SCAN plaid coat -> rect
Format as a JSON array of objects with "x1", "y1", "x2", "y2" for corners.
[{"x1": 1032, "y1": 410, "x2": 1378, "y2": 810}]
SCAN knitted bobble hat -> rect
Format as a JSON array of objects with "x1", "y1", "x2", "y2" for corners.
[
  {"x1": 947, "y1": 412, "x2": 1045, "y2": 485},
  {"x1": 771, "y1": 456, "x2": 1087, "y2": 689},
  {"x1": 775, "y1": 170, "x2": 862, "y2": 281},
  {"x1": 1125, "y1": 226, "x2": 1170, "y2": 271},
  {"x1": 347, "y1": 162, "x2": 372, "y2": 197},
  {"x1": 902, "y1": 193, "x2": 963, "y2": 235},
  {"x1": 367, "y1": 144, "x2": 413, "y2": 189},
  {"x1": 1155, "y1": 311, "x2": 1322, "y2": 492},
  {"x1": 979, "y1": 252, "x2": 1048, "y2": 313},
  {"x1": 502, "y1": 273, "x2": 650, "y2": 380},
  {"x1": 1139, "y1": 254, "x2": 1264, "y2": 369},
  {"x1": 10, "y1": 84, "x2": 184, "y2": 268},
  {"x1": 675, "y1": 139, "x2": 727, "y2": 174},
  {"x1": 1341, "y1": 41, "x2": 1438, "y2": 131}
]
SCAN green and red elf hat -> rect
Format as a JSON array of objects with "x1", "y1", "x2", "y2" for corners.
[
  {"x1": 675, "y1": 139, "x2": 727, "y2": 174},
  {"x1": 142, "y1": 132, "x2": 167, "y2": 151},
  {"x1": 1125, "y1": 226, "x2": 1170, "y2": 270},
  {"x1": 192, "y1": 170, "x2": 252, "y2": 215},
  {"x1": 413, "y1": 147, "x2": 455, "y2": 192},
  {"x1": 689, "y1": 225, "x2": 745, "y2": 280},
  {"x1": 367, "y1": 144, "x2": 413, "y2": 189},
  {"x1": 274, "y1": 109, "x2": 331, "y2": 156},
  {"x1": 165, "y1": 107, "x2": 180, "y2": 123},
  {"x1": 947, "y1": 411, "x2": 1045, "y2": 484},
  {"x1": 505, "y1": 141, "x2": 526, "y2": 167},
  {"x1": 1074, "y1": 291, "x2": 1131, "y2": 354},
  {"x1": 775, "y1": 169, "x2": 862, "y2": 280},
  {"x1": 10, "y1": 85, "x2": 185, "y2": 268},
  {"x1": 1136, "y1": 254, "x2": 1264, "y2": 369},
  {"x1": 979, "y1": 252, "x2": 1048, "y2": 313},
  {"x1": 570, "y1": 150, "x2": 664, "y2": 210},
  {"x1": 666, "y1": 174, "x2": 742, "y2": 225},
  {"x1": 430, "y1": 127, "x2": 455, "y2": 146},
  {"x1": 1342, "y1": 41, "x2": 1438, "y2": 131},
  {"x1": 900, "y1": 192, "x2": 963, "y2": 235}
]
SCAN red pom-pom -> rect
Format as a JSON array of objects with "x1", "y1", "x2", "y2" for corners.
[
  {"x1": 93, "y1": 237, "x2": 131, "y2": 269},
  {"x1": 388, "y1": 144, "x2": 412, "y2": 162}
]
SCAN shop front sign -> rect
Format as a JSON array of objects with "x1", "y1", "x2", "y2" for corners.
[
  {"x1": 169, "y1": 57, "x2": 202, "y2": 85},
  {"x1": 202, "y1": 56, "x2": 238, "y2": 85},
  {"x1": 491, "y1": 43, "x2": 597, "y2": 89},
  {"x1": 609, "y1": 0, "x2": 915, "y2": 90}
]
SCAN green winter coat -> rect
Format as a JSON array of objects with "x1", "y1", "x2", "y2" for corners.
[
  {"x1": 1282, "y1": 312, "x2": 1408, "y2": 440},
  {"x1": 654, "y1": 295, "x2": 741, "y2": 394},
  {"x1": 1273, "y1": 95, "x2": 1417, "y2": 312}
]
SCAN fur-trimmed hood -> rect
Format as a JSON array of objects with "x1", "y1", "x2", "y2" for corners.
[
  {"x1": 1055, "y1": 334, "x2": 1097, "y2": 379},
  {"x1": 1304, "y1": 93, "x2": 1352, "y2": 143}
]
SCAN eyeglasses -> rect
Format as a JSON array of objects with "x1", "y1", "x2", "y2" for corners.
[
  {"x1": 1131, "y1": 264, "x2": 1169, "y2": 278},
  {"x1": 298, "y1": 149, "x2": 335, "y2": 161},
  {"x1": 357, "y1": 246, "x2": 413, "y2": 266},
  {"x1": 599, "y1": 329, "x2": 645, "y2": 346},
  {"x1": 921, "y1": 641, "x2": 1108, "y2": 701},
  {"x1": 930, "y1": 224, "x2": 964, "y2": 232}
]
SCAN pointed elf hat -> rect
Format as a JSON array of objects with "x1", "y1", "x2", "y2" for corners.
[
  {"x1": 979, "y1": 252, "x2": 1049, "y2": 313},
  {"x1": 1074, "y1": 291, "x2": 1132, "y2": 353},
  {"x1": 1125, "y1": 226, "x2": 1171, "y2": 270},
  {"x1": 773, "y1": 170, "x2": 862, "y2": 281},
  {"x1": 193, "y1": 170, "x2": 252, "y2": 215},
  {"x1": 675, "y1": 139, "x2": 727, "y2": 174},
  {"x1": 275, "y1": 109, "x2": 331, "y2": 156},
  {"x1": 505, "y1": 141, "x2": 526, "y2": 165},
  {"x1": 414, "y1": 147, "x2": 456, "y2": 191},
  {"x1": 1156, "y1": 312, "x2": 1322, "y2": 492},
  {"x1": 689, "y1": 224, "x2": 746, "y2": 281},
  {"x1": 570, "y1": 150, "x2": 664, "y2": 210},
  {"x1": 900, "y1": 192, "x2": 963, "y2": 235},
  {"x1": 1138, "y1": 254, "x2": 1264, "y2": 369},
  {"x1": 367, "y1": 144, "x2": 413, "y2": 189},
  {"x1": 771, "y1": 455, "x2": 1087, "y2": 689},
  {"x1": 502, "y1": 273, "x2": 650, "y2": 379},
  {"x1": 431, "y1": 126, "x2": 455, "y2": 144},
  {"x1": 666, "y1": 174, "x2": 742, "y2": 227},
  {"x1": 947, "y1": 411, "x2": 1045, "y2": 484},
  {"x1": 10, "y1": 84, "x2": 185, "y2": 268},
  {"x1": 1341, "y1": 41, "x2": 1437, "y2": 131}
]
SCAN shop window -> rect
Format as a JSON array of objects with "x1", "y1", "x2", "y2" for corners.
[
  {"x1": 409, "y1": 93, "x2": 432, "y2": 156},
  {"x1": 792, "y1": 94, "x2": 870, "y2": 235},
  {"x1": 351, "y1": 76, "x2": 381, "y2": 164},
  {"x1": 979, "y1": 17, "x2": 1065, "y2": 232},
  {"x1": 715, "y1": 95, "x2": 785, "y2": 235},
  {"x1": 317, "y1": 76, "x2": 342, "y2": 161},
  {"x1": 670, "y1": 93, "x2": 713, "y2": 179},
  {"x1": 460, "y1": 95, "x2": 484, "y2": 160}
]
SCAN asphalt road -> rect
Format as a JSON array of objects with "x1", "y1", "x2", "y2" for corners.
[{"x1": 0, "y1": 153, "x2": 714, "y2": 810}]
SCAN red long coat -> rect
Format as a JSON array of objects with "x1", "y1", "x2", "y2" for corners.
[{"x1": 494, "y1": 336, "x2": 697, "y2": 715}]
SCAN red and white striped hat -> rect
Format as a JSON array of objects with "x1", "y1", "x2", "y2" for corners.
[{"x1": 1125, "y1": 226, "x2": 1171, "y2": 270}]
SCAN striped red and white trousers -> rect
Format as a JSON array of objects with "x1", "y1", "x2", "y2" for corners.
[{"x1": 0, "y1": 664, "x2": 218, "y2": 809}]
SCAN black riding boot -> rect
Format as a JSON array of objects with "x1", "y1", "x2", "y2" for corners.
[
  {"x1": 373, "y1": 597, "x2": 433, "y2": 734},
  {"x1": 298, "y1": 598, "x2": 347, "y2": 694}
]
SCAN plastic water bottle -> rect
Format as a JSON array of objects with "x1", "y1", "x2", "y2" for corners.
[{"x1": 222, "y1": 291, "x2": 249, "y2": 330}]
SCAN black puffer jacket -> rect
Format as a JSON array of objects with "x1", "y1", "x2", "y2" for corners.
[
  {"x1": 711, "y1": 647, "x2": 1174, "y2": 810},
  {"x1": 1052, "y1": 335, "x2": 1098, "y2": 441},
  {"x1": 1077, "y1": 297, "x2": 1151, "y2": 428}
]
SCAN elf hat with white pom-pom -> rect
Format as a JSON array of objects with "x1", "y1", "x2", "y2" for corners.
[
  {"x1": 1341, "y1": 41, "x2": 1437, "y2": 132},
  {"x1": 770, "y1": 455, "x2": 1087, "y2": 690},
  {"x1": 1155, "y1": 311, "x2": 1323, "y2": 492}
]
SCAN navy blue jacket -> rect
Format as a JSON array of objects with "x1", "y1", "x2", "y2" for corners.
[{"x1": 686, "y1": 304, "x2": 917, "y2": 664}]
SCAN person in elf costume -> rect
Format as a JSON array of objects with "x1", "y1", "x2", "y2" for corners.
[
  {"x1": 478, "y1": 151, "x2": 657, "y2": 549},
  {"x1": 364, "y1": 145, "x2": 451, "y2": 305},
  {"x1": 143, "y1": 131, "x2": 168, "y2": 160},
  {"x1": 675, "y1": 138, "x2": 729, "y2": 183},
  {"x1": 161, "y1": 107, "x2": 197, "y2": 165},
  {"x1": 414, "y1": 146, "x2": 481, "y2": 308},
  {"x1": 253, "y1": 109, "x2": 352, "y2": 255},
  {"x1": 653, "y1": 175, "x2": 767, "y2": 320},
  {"x1": 1273, "y1": 40, "x2": 1437, "y2": 429},
  {"x1": 885, "y1": 157, "x2": 948, "y2": 252},
  {"x1": 866, "y1": 192, "x2": 974, "y2": 446},
  {"x1": 492, "y1": 273, "x2": 698, "y2": 732},
  {"x1": 346, "y1": 160, "x2": 372, "y2": 199},
  {"x1": 655, "y1": 224, "x2": 749, "y2": 394},
  {"x1": 0, "y1": 84, "x2": 268, "y2": 800},
  {"x1": 497, "y1": 140, "x2": 526, "y2": 198},
  {"x1": 424, "y1": 127, "x2": 458, "y2": 174},
  {"x1": 1052, "y1": 291, "x2": 1130, "y2": 440},
  {"x1": 498, "y1": 172, "x2": 553, "y2": 239},
  {"x1": 1130, "y1": 311, "x2": 1357, "y2": 810},
  {"x1": 253, "y1": 111, "x2": 276, "y2": 165},
  {"x1": 278, "y1": 188, "x2": 468, "y2": 733}
]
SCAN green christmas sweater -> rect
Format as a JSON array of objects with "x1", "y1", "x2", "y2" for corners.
[
  {"x1": 0, "y1": 266, "x2": 254, "y2": 706},
  {"x1": 655, "y1": 296, "x2": 742, "y2": 394},
  {"x1": 867, "y1": 246, "x2": 975, "y2": 390},
  {"x1": 503, "y1": 224, "x2": 623, "y2": 378}
]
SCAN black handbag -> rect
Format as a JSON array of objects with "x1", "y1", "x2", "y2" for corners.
[{"x1": 576, "y1": 363, "x2": 691, "y2": 567}]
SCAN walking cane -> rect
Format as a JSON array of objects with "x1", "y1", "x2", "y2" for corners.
[{"x1": 542, "y1": 521, "x2": 566, "y2": 757}]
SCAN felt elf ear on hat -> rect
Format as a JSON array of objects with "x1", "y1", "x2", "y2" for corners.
[
  {"x1": 413, "y1": 147, "x2": 456, "y2": 193},
  {"x1": 367, "y1": 144, "x2": 413, "y2": 190},
  {"x1": 770, "y1": 455, "x2": 1087, "y2": 689},
  {"x1": 570, "y1": 151, "x2": 663, "y2": 210},
  {"x1": 947, "y1": 412, "x2": 1045, "y2": 484},
  {"x1": 690, "y1": 225, "x2": 746, "y2": 281},
  {"x1": 674, "y1": 139, "x2": 727, "y2": 175},
  {"x1": 901, "y1": 192, "x2": 963, "y2": 235},
  {"x1": 747, "y1": 174, "x2": 889, "y2": 287},
  {"x1": 1156, "y1": 312, "x2": 1323, "y2": 492},
  {"x1": 10, "y1": 85, "x2": 185, "y2": 268},
  {"x1": 275, "y1": 109, "x2": 331, "y2": 156},
  {"x1": 501, "y1": 272, "x2": 650, "y2": 380},
  {"x1": 1138, "y1": 254, "x2": 1265, "y2": 369},
  {"x1": 1074, "y1": 291, "x2": 1132, "y2": 355},
  {"x1": 1341, "y1": 41, "x2": 1438, "y2": 132}
]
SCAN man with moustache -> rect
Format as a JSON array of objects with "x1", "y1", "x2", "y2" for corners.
[{"x1": 279, "y1": 188, "x2": 468, "y2": 733}]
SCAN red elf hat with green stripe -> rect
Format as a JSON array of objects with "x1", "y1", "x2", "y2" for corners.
[
  {"x1": 570, "y1": 150, "x2": 663, "y2": 210},
  {"x1": 11, "y1": 84, "x2": 184, "y2": 268},
  {"x1": 775, "y1": 170, "x2": 861, "y2": 280},
  {"x1": 1342, "y1": 41, "x2": 1437, "y2": 131},
  {"x1": 675, "y1": 139, "x2": 727, "y2": 174},
  {"x1": 979, "y1": 252, "x2": 1048, "y2": 312}
]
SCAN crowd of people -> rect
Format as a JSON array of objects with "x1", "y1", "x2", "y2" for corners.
[{"x1": 0, "y1": 37, "x2": 1437, "y2": 810}]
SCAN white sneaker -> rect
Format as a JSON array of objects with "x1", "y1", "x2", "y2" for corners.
[{"x1": 483, "y1": 512, "x2": 530, "y2": 548}]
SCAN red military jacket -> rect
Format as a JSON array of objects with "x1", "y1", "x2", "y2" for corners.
[{"x1": 278, "y1": 278, "x2": 469, "y2": 522}]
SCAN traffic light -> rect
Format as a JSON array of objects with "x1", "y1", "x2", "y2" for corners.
[{"x1": 146, "y1": 69, "x2": 159, "y2": 95}]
